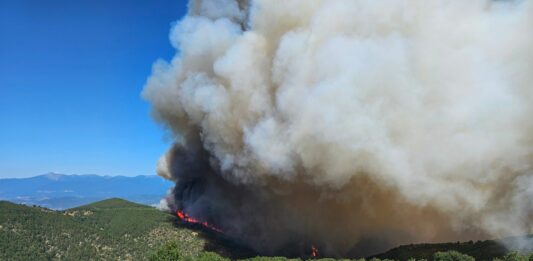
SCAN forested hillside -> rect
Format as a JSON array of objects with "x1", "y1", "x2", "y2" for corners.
[
  {"x1": 0, "y1": 199, "x2": 530, "y2": 261},
  {"x1": 0, "y1": 198, "x2": 203, "y2": 260}
]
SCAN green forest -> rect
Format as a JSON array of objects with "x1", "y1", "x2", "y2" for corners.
[
  {"x1": 0, "y1": 199, "x2": 531, "y2": 261},
  {"x1": 0, "y1": 198, "x2": 203, "y2": 260}
]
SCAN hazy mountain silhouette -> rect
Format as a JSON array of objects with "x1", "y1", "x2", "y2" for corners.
[{"x1": 0, "y1": 173, "x2": 172, "y2": 209}]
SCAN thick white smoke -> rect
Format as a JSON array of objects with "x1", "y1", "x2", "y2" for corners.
[{"x1": 144, "y1": 0, "x2": 533, "y2": 257}]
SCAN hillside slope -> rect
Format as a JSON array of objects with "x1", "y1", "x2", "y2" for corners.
[
  {"x1": 0, "y1": 199, "x2": 204, "y2": 260},
  {"x1": 371, "y1": 238, "x2": 530, "y2": 261},
  {"x1": 0, "y1": 199, "x2": 530, "y2": 261}
]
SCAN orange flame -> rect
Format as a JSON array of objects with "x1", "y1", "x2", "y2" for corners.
[
  {"x1": 311, "y1": 245, "x2": 319, "y2": 258},
  {"x1": 176, "y1": 210, "x2": 223, "y2": 233}
]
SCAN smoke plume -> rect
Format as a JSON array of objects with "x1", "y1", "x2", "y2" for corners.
[{"x1": 143, "y1": 0, "x2": 533, "y2": 257}]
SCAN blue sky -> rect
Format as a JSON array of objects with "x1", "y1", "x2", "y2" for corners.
[{"x1": 0, "y1": 0, "x2": 187, "y2": 178}]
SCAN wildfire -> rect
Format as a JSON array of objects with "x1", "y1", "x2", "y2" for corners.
[
  {"x1": 311, "y1": 245, "x2": 319, "y2": 258},
  {"x1": 176, "y1": 210, "x2": 223, "y2": 233}
]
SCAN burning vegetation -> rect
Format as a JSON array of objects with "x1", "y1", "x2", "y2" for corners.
[
  {"x1": 176, "y1": 210, "x2": 223, "y2": 233},
  {"x1": 311, "y1": 246, "x2": 319, "y2": 258}
]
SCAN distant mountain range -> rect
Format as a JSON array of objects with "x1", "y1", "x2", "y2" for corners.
[{"x1": 0, "y1": 173, "x2": 173, "y2": 209}]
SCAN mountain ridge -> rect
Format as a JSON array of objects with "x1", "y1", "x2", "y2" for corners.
[{"x1": 0, "y1": 173, "x2": 172, "y2": 209}]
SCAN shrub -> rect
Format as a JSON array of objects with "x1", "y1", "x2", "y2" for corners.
[
  {"x1": 243, "y1": 257, "x2": 293, "y2": 261},
  {"x1": 195, "y1": 251, "x2": 230, "y2": 261},
  {"x1": 433, "y1": 251, "x2": 475, "y2": 261},
  {"x1": 150, "y1": 241, "x2": 183, "y2": 261},
  {"x1": 496, "y1": 251, "x2": 530, "y2": 261}
]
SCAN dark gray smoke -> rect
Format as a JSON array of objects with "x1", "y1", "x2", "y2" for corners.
[{"x1": 144, "y1": 0, "x2": 533, "y2": 257}]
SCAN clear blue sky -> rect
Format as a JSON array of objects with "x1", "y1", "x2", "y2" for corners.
[{"x1": 0, "y1": 0, "x2": 187, "y2": 178}]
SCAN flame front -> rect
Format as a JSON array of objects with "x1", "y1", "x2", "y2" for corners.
[
  {"x1": 311, "y1": 245, "x2": 319, "y2": 258},
  {"x1": 176, "y1": 210, "x2": 223, "y2": 233}
]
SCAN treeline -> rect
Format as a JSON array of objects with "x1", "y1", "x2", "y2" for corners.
[{"x1": 150, "y1": 241, "x2": 532, "y2": 261}]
